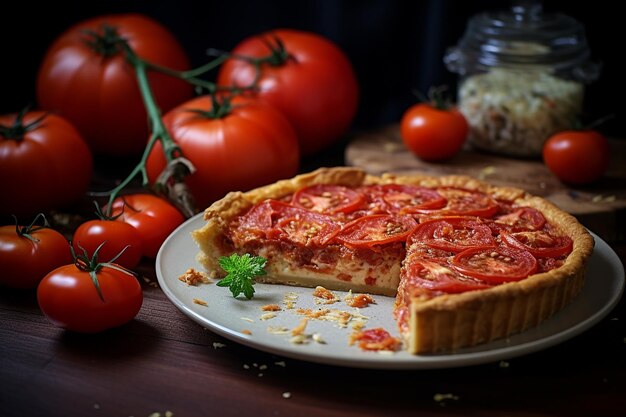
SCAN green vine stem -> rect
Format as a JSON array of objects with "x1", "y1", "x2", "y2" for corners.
[{"x1": 87, "y1": 27, "x2": 292, "y2": 218}]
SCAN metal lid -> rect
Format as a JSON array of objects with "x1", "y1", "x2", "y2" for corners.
[{"x1": 444, "y1": 1, "x2": 600, "y2": 82}]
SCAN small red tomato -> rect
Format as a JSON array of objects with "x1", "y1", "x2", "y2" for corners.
[
  {"x1": 543, "y1": 130, "x2": 610, "y2": 185},
  {"x1": 73, "y1": 220, "x2": 143, "y2": 269},
  {"x1": 400, "y1": 103, "x2": 468, "y2": 161},
  {"x1": 110, "y1": 194, "x2": 184, "y2": 258},
  {"x1": 37, "y1": 261, "x2": 143, "y2": 333},
  {"x1": 0, "y1": 215, "x2": 72, "y2": 289}
]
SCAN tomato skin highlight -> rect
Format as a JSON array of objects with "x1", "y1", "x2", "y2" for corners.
[
  {"x1": 217, "y1": 29, "x2": 359, "y2": 156},
  {"x1": 37, "y1": 264, "x2": 143, "y2": 333},
  {"x1": 36, "y1": 14, "x2": 193, "y2": 156},
  {"x1": 110, "y1": 194, "x2": 184, "y2": 259},
  {"x1": 542, "y1": 130, "x2": 610, "y2": 185},
  {"x1": 400, "y1": 104, "x2": 468, "y2": 161},
  {"x1": 72, "y1": 220, "x2": 143, "y2": 269},
  {"x1": 0, "y1": 111, "x2": 93, "y2": 219},
  {"x1": 146, "y1": 95, "x2": 300, "y2": 209},
  {"x1": 0, "y1": 224, "x2": 72, "y2": 289}
]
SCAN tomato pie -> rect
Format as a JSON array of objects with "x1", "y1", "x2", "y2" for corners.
[{"x1": 192, "y1": 167, "x2": 594, "y2": 354}]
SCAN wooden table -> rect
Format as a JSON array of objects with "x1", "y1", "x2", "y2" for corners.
[{"x1": 2, "y1": 133, "x2": 626, "y2": 417}]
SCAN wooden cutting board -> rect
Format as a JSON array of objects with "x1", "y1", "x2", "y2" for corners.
[{"x1": 345, "y1": 124, "x2": 626, "y2": 243}]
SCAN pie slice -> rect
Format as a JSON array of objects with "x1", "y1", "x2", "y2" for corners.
[{"x1": 191, "y1": 167, "x2": 594, "y2": 354}]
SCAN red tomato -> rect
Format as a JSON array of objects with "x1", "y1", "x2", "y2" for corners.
[
  {"x1": 217, "y1": 29, "x2": 359, "y2": 156},
  {"x1": 73, "y1": 220, "x2": 143, "y2": 269},
  {"x1": 37, "y1": 14, "x2": 193, "y2": 156},
  {"x1": 292, "y1": 184, "x2": 365, "y2": 214},
  {"x1": 451, "y1": 246, "x2": 538, "y2": 284},
  {"x1": 542, "y1": 130, "x2": 610, "y2": 185},
  {"x1": 0, "y1": 218, "x2": 72, "y2": 289},
  {"x1": 110, "y1": 194, "x2": 184, "y2": 258},
  {"x1": 400, "y1": 103, "x2": 468, "y2": 161},
  {"x1": 145, "y1": 95, "x2": 300, "y2": 209},
  {"x1": 0, "y1": 111, "x2": 93, "y2": 218},
  {"x1": 333, "y1": 214, "x2": 417, "y2": 248},
  {"x1": 405, "y1": 259, "x2": 492, "y2": 294},
  {"x1": 37, "y1": 262, "x2": 142, "y2": 333},
  {"x1": 410, "y1": 217, "x2": 495, "y2": 253},
  {"x1": 500, "y1": 230, "x2": 573, "y2": 259}
]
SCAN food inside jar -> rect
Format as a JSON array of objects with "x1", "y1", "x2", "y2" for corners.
[{"x1": 458, "y1": 69, "x2": 583, "y2": 157}]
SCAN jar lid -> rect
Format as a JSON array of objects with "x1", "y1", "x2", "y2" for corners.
[{"x1": 445, "y1": 1, "x2": 600, "y2": 82}]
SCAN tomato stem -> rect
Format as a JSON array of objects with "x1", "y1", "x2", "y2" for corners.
[
  {"x1": 13, "y1": 213, "x2": 50, "y2": 243},
  {"x1": 0, "y1": 107, "x2": 49, "y2": 141},
  {"x1": 71, "y1": 242, "x2": 137, "y2": 302}
]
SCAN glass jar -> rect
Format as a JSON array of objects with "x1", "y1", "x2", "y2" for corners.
[{"x1": 444, "y1": 1, "x2": 600, "y2": 157}]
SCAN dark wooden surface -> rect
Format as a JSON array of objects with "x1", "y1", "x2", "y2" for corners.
[{"x1": 2, "y1": 136, "x2": 626, "y2": 417}]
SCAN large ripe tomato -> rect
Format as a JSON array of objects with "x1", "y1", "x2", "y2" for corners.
[
  {"x1": 110, "y1": 194, "x2": 184, "y2": 258},
  {"x1": 217, "y1": 29, "x2": 359, "y2": 156},
  {"x1": 0, "y1": 216, "x2": 72, "y2": 289},
  {"x1": 73, "y1": 219, "x2": 143, "y2": 269},
  {"x1": 37, "y1": 261, "x2": 143, "y2": 333},
  {"x1": 145, "y1": 95, "x2": 300, "y2": 209},
  {"x1": 400, "y1": 103, "x2": 468, "y2": 161},
  {"x1": 37, "y1": 14, "x2": 193, "y2": 156},
  {"x1": 542, "y1": 129, "x2": 610, "y2": 185},
  {"x1": 0, "y1": 111, "x2": 93, "y2": 219}
]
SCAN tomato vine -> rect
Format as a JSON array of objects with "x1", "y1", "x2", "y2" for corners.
[{"x1": 82, "y1": 25, "x2": 292, "y2": 218}]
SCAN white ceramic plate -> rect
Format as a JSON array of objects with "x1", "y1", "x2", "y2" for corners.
[{"x1": 156, "y1": 214, "x2": 625, "y2": 369}]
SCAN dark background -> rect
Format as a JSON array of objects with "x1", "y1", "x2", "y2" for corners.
[{"x1": 2, "y1": 0, "x2": 624, "y2": 140}]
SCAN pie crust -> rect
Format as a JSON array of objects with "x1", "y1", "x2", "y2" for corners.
[{"x1": 191, "y1": 167, "x2": 594, "y2": 354}]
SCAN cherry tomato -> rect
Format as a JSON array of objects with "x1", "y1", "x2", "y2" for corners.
[
  {"x1": 400, "y1": 103, "x2": 468, "y2": 161},
  {"x1": 37, "y1": 262, "x2": 142, "y2": 333},
  {"x1": 451, "y1": 246, "x2": 538, "y2": 284},
  {"x1": 0, "y1": 111, "x2": 93, "y2": 219},
  {"x1": 0, "y1": 217, "x2": 72, "y2": 289},
  {"x1": 37, "y1": 14, "x2": 193, "y2": 156},
  {"x1": 292, "y1": 184, "x2": 365, "y2": 214},
  {"x1": 73, "y1": 220, "x2": 143, "y2": 269},
  {"x1": 146, "y1": 95, "x2": 300, "y2": 209},
  {"x1": 543, "y1": 129, "x2": 610, "y2": 185},
  {"x1": 110, "y1": 194, "x2": 184, "y2": 258},
  {"x1": 500, "y1": 230, "x2": 573, "y2": 259},
  {"x1": 333, "y1": 214, "x2": 417, "y2": 248},
  {"x1": 405, "y1": 259, "x2": 492, "y2": 294},
  {"x1": 410, "y1": 217, "x2": 495, "y2": 253},
  {"x1": 217, "y1": 29, "x2": 359, "y2": 156}
]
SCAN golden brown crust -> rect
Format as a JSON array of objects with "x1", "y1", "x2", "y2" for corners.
[{"x1": 191, "y1": 167, "x2": 594, "y2": 354}]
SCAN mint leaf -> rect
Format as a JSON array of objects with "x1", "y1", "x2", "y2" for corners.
[{"x1": 217, "y1": 253, "x2": 267, "y2": 299}]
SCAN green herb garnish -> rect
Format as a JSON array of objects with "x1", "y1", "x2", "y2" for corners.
[{"x1": 217, "y1": 253, "x2": 267, "y2": 299}]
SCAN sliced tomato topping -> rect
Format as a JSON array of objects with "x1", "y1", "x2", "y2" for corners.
[
  {"x1": 409, "y1": 216, "x2": 496, "y2": 253},
  {"x1": 494, "y1": 207, "x2": 547, "y2": 232},
  {"x1": 292, "y1": 184, "x2": 365, "y2": 214},
  {"x1": 422, "y1": 188, "x2": 499, "y2": 218},
  {"x1": 405, "y1": 259, "x2": 493, "y2": 294},
  {"x1": 363, "y1": 184, "x2": 447, "y2": 213},
  {"x1": 236, "y1": 200, "x2": 338, "y2": 245},
  {"x1": 451, "y1": 246, "x2": 537, "y2": 284},
  {"x1": 500, "y1": 230, "x2": 573, "y2": 258},
  {"x1": 333, "y1": 214, "x2": 418, "y2": 248}
]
